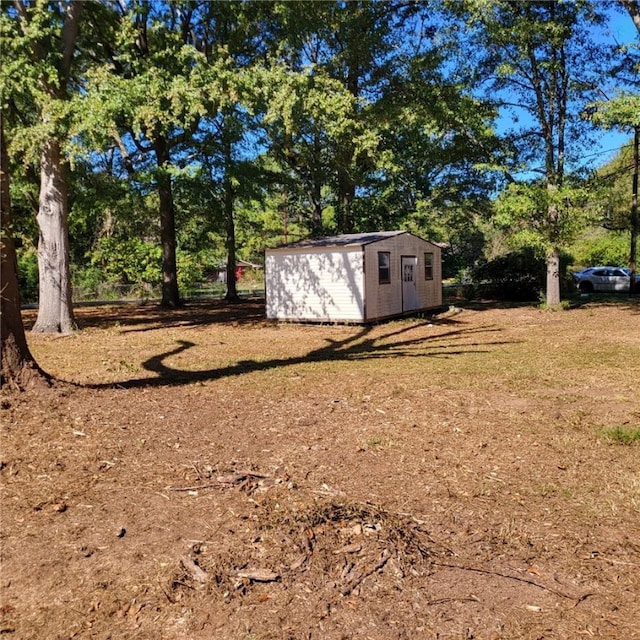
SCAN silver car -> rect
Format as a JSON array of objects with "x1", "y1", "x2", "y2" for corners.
[{"x1": 575, "y1": 267, "x2": 633, "y2": 293}]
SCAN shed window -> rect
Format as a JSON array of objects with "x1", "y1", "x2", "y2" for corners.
[
  {"x1": 424, "y1": 252, "x2": 434, "y2": 280},
  {"x1": 378, "y1": 252, "x2": 391, "y2": 284}
]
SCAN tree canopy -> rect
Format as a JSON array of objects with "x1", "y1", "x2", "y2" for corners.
[{"x1": 2, "y1": 0, "x2": 639, "y2": 337}]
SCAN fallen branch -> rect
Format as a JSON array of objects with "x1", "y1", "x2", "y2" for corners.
[
  {"x1": 169, "y1": 483, "x2": 221, "y2": 492},
  {"x1": 180, "y1": 556, "x2": 207, "y2": 584},
  {"x1": 233, "y1": 568, "x2": 280, "y2": 583},
  {"x1": 217, "y1": 471, "x2": 268, "y2": 485},
  {"x1": 427, "y1": 595, "x2": 480, "y2": 605},
  {"x1": 432, "y1": 561, "x2": 585, "y2": 601},
  {"x1": 169, "y1": 471, "x2": 269, "y2": 492},
  {"x1": 333, "y1": 543, "x2": 362, "y2": 555},
  {"x1": 341, "y1": 548, "x2": 391, "y2": 596}
]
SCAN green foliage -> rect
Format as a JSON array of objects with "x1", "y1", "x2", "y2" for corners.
[
  {"x1": 68, "y1": 162, "x2": 156, "y2": 266},
  {"x1": 91, "y1": 237, "x2": 161, "y2": 287},
  {"x1": 261, "y1": 1, "x2": 500, "y2": 235},
  {"x1": 598, "y1": 426, "x2": 640, "y2": 445},
  {"x1": 493, "y1": 180, "x2": 592, "y2": 255},
  {"x1": 4, "y1": 0, "x2": 636, "y2": 308},
  {"x1": 455, "y1": 0, "x2": 616, "y2": 304},
  {"x1": 589, "y1": 94, "x2": 640, "y2": 131},
  {"x1": 72, "y1": 265, "x2": 111, "y2": 300},
  {"x1": 472, "y1": 247, "x2": 545, "y2": 301},
  {"x1": 591, "y1": 141, "x2": 637, "y2": 232},
  {"x1": 471, "y1": 246, "x2": 574, "y2": 301},
  {"x1": 234, "y1": 193, "x2": 313, "y2": 259},
  {"x1": 16, "y1": 247, "x2": 39, "y2": 304},
  {"x1": 2, "y1": 2, "x2": 116, "y2": 160},
  {"x1": 77, "y1": 232, "x2": 221, "y2": 300},
  {"x1": 403, "y1": 199, "x2": 488, "y2": 279},
  {"x1": 538, "y1": 299, "x2": 571, "y2": 311},
  {"x1": 571, "y1": 230, "x2": 629, "y2": 268},
  {"x1": 176, "y1": 250, "x2": 215, "y2": 297}
]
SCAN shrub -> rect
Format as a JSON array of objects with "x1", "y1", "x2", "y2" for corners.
[
  {"x1": 572, "y1": 232, "x2": 628, "y2": 269},
  {"x1": 72, "y1": 265, "x2": 106, "y2": 300},
  {"x1": 17, "y1": 247, "x2": 39, "y2": 303},
  {"x1": 472, "y1": 248, "x2": 544, "y2": 301},
  {"x1": 472, "y1": 248, "x2": 574, "y2": 301},
  {"x1": 91, "y1": 237, "x2": 162, "y2": 286},
  {"x1": 177, "y1": 251, "x2": 207, "y2": 297}
]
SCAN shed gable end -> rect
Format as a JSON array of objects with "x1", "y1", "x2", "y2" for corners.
[{"x1": 266, "y1": 248, "x2": 365, "y2": 322}]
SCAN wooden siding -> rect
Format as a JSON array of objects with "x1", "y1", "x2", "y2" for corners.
[
  {"x1": 363, "y1": 235, "x2": 442, "y2": 320},
  {"x1": 265, "y1": 248, "x2": 365, "y2": 322},
  {"x1": 265, "y1": 231, "x2": 442, "y2": 323}
]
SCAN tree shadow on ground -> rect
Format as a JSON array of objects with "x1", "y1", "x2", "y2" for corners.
[
  {"x1": 448, "y1": 295, "x2": 640, "y2": 314},
  {"x1": 86, "y1": 311, "x2": 514, "y2": 390},
  {"x1": 564, "y1": 294, "x2": 640, "y2": 314},
  {"x1": 22, "y1": 298, "x2": 268, "y2": 332}
]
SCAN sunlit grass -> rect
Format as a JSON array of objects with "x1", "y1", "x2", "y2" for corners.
[{"x1": 598, "y1": 426, "x2": 640, "y2": 445}]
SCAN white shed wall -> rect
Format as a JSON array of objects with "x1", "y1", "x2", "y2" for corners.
[{"x1": 265, "y1": 248, "x2": 365, "y2": 322}]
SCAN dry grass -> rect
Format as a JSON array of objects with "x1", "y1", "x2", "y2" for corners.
[{"x1": 1, "y1": 297, "x2": 639, "y2": 639}]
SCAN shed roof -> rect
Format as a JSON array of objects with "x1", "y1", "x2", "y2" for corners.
[{"x1": 271, "y1": 230, "x2": 411, "y2": 250}]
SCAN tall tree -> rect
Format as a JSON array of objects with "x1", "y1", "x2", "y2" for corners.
[
  {"x1": 271, "y1": 1, "x2": 397, "y2": 234},
  {"x1": 261, "y1": 62, "x2": 357, "y2": 235},
  {"x1": 459, "y1": 0, "x2": 611, "y2": 305},
  {"x1": 76, "y1": 1, "x2": 211, "y2": 307},
  {"x1": 325, "y1": 1, "x2": 389, "y2": 233},
  {"x1": 590, "y1": 0, "x2": 640, "y2": 293},
  {"x1": 1, "y1": 115, "x2": 50, "y2": 389},
  {"x1": 264, "y1": 1, "x2": 498, "y2": 238},
  {"x1": 76, "y1": 1, "x2": 270, "y2": 305},
  {"x1": 193, "y1": 1, "x2": 275, "y2": 302},
  {"x1": 3, "y1": 1, "x2": 83, "y2": 332}
]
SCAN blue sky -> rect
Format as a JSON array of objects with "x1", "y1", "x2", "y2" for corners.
[
  {"x1": 496, "y1": 4, "x2": 638, "y2": 178},
  {"x1": 591, "y1": 6, "x2": 638, "y2": 167}
]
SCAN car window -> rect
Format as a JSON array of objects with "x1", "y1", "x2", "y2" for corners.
[
  {"x1": 592, "y1": 269, "x2": 608, "y2": 276},
  {"x1": 612, "y1": 269, "x2": 626, "y2": 277}
]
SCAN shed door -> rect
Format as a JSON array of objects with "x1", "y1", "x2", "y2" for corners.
[{"x1": 402, "y1": 256, "x2": 419, "y2": 311}]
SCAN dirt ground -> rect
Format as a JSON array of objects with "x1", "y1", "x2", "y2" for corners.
[{"x1": 1, "y1": 298, "x2": 639, "y2": 640}]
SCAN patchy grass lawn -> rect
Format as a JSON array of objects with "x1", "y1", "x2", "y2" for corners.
[{"x1": 1, "y1": 298, "x2": 639, "y2": 639}]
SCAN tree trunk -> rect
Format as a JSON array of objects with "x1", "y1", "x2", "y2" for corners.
[
  {"x1": 621, "y1": 0, "x2": 640, "y2": 33},
  {"x1": 23, "y1": 0, "x2": 83, "y2": 335},
  {"x1": 222, "y1": 116, "x2": 240, "y2": 303},
  {"x1": 154, "y1": 136, "x2": 181, "y2": 308},
  {"x1": 337, "y1": 172, "x2": 355, "y2": 234},
  {"x1": 545, "y1": 189, "x2": 562, "y2": 307},
  {"x1": 630, "y1": 126, "x2": 638, "y2": 295},
  {"x1": 1, "y1": 117, "x2": 50, "y2": 389},
  {"x1": 337, "y1": 22, "x2": 359, "y2": 236},
  {"x1": 545, "y1": 246, "x2": 561, "y2": 306},
  {"x1": 311, "y1": 192, "x2": 323, "y2": 237},
  {"x1": 224, "y1": 184, "x2": 239, "y2": 303},
  {"x1": 31, "y1": 138, "x2": 77, "y2": 334},
  {"x1": 310, "y1": 128, "x2": 323, "y2": 236}
]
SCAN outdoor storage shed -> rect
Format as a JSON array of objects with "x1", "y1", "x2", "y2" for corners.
[{"x1": 265, "y1": 231, "x2": 442, "y2": 323}]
